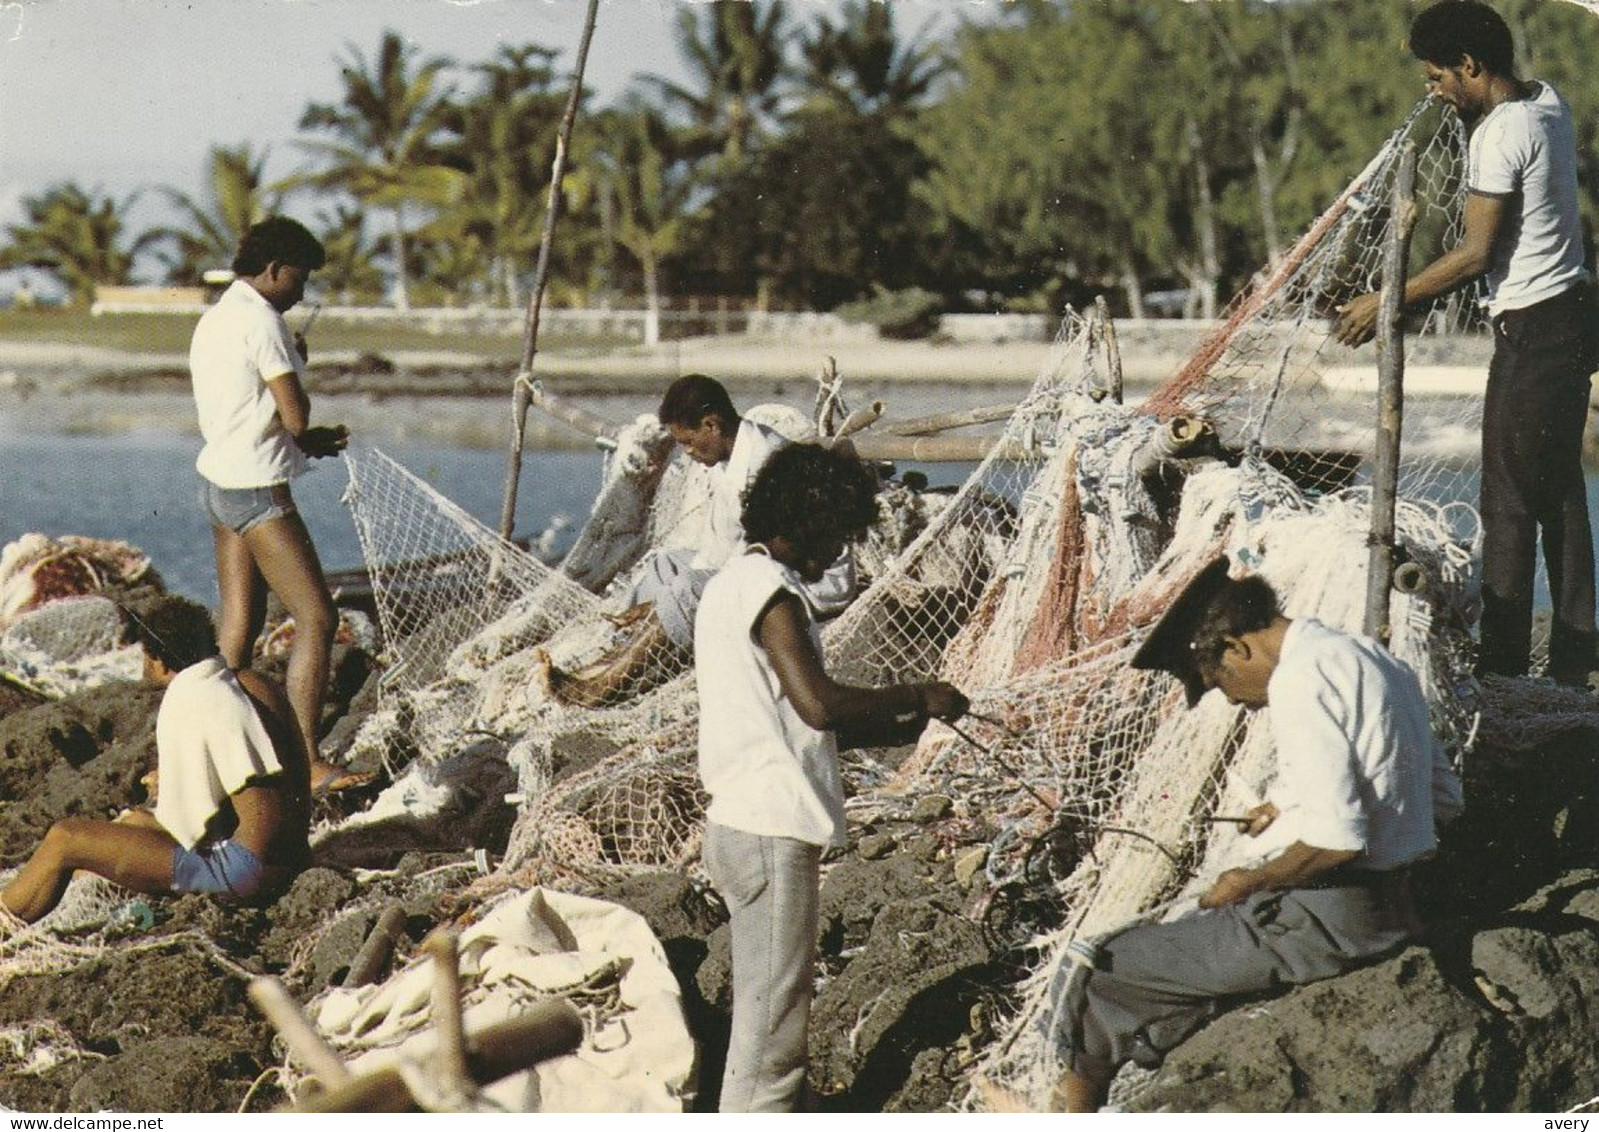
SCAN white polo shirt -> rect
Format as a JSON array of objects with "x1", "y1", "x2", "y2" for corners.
[
  {"x1": 1263, "y1": 619, "x2": 1463, "y2": 871},
  {"x1": 694, "y1": 550, "x2": 847, "y2": 848},
  {"x1": 190, "y1": 280, "x2": 307, "y2": 488},
  {"x1": 1468, "y1": 80, "x2": 1587, "y2": 316}
]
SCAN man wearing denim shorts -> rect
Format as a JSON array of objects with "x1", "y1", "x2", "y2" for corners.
[
  {"x1": 190, "y1": 217, "x2": 356, "y2": 793},
  {"x1": 1335, "y1": 0, "x2": 1599, "y2": 683},
  {"x1": 1, "y1": 599, "x2": 310, "y2": 924}
]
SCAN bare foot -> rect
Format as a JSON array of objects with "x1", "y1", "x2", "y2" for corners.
[
  {"x1": 602, "y1": 603, "x2": 653, "y2": 630},
  {"x1": 310, "y1": 761, "x2": 377, "y2": 796},
  {"x1": 972, "y1": 1076, "x2": 1037, "y2": 1113}
]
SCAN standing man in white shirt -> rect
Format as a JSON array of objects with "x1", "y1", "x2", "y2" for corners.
[
  {"x1": 1003, "y1": 559, "x2": 1462, "y2": 1113},
  {"x1": 1335, "y1": 0, "x2": 1599, "y2": 684},
  {"x1": 190, "y1": 217, "x2": 357, "y2": 793}
]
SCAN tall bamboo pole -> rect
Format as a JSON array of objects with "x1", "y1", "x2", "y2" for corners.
[
  {"x1": 1364, "y1": 142, "x2": 1418, "y2": 643},
  {"x1": 498, "y1": 0, "x2": 603, "y2": 541}
]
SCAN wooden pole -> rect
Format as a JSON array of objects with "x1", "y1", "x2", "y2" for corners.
[
  {"x1": 343, "y1": 905, "x2": 409, "y2": 989},
  {"x1": 248, "y1": 977, "x2": 354, "y2": 1088},
  {"x1": 291, "y1": 1002, "x2": 585, "y2": 1113},
  {"x1": 880, "y1": 402, "x2": 1018, "y2": 437},
  {"x1": 498, "y1": 0, "x2": 603, "y2": 541},
  {"x1": 1095, "y1": 295, "x2": 1124, "y2": 404},
  {"x1": 1364, "y1": 142, "x2": 1417, "y2": 644},
  {"x1": 423, "y1": 930, "x2": 473, "y2": 1103}
]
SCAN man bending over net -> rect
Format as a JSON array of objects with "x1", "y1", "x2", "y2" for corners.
[
  {"x1": 986, "y1": 559, "x2": 1462, "y2": 1112},
  {"x1": 1, "y1": 599, "x2": 310, "y2": 926},
  {"x1": 1335, "y1": 0, "x2": 1599, "y2": 683},
  {"x1": 536, "y1": 373, "x2": 854, "y2": 707}
]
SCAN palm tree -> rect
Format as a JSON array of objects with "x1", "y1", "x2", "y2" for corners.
[
  {"x1": 296, "y1": 31, "x2": 465, "y2": 310},
  {"x1": 153, "y1": 143, "x2": 280, "y2": 283},
  {"x1": 588, "y1": 103, "x2": 698, "y2": 345},
  {"x1": 314, "y1": 204, "x2": 385, "y2": 304},
  {"x1": 0, "y1": 182, "x2": 155, "y2": 305},
  {"x1": 639, "y1": 0, "x2": 791, "y2": 164},
  {"x1": 796, "y1": 0, "x2": 948, "y2": 118},
  {"x1": 435, "y1": 43, "x2": 570, "y2": 306}
]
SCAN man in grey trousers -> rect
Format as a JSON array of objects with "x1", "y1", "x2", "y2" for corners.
[{"x1": 1027, "y1": 559, "x2": 1463, "y2": 1112}]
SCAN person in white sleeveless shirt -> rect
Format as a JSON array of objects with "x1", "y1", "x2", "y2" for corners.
[
  {"x1": 1335, "y1": 0, "x2": 1598, "y2": 684},
  {"x1": 189, "y1": 218, "x2": 361, "y2": 793},
  {"x1": 694, "y1": 443, "x2": 967, "y2": 1112}
]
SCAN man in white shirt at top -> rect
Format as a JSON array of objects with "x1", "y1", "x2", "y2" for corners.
[
  {"x1": 994, "y1": 558, "x2": 1463, "y2": 1113},
  {"x1": 538, "y1": 374, "x2": 853, "y2": 706},
  {"x1": 1335, "y1": 0, "x2": 1598, "y2": 684},
  {"x1": 189, "y1": 217, "x2": 359, "y2": 794}
]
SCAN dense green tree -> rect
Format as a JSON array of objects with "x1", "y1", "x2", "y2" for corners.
[
  {"x1": 152, "y1": 143, "x2": 280, "y2": 283},
  {"x1": 0, "y1": 182, "x2": 154, "y2": 305},
  {"x1": 313, "y1": 203, "x2": 385, "y2": 304},
  {"x1": 296, "y1": 31, "x2": 465, "y2": 310},
  {"x1": 796, "y1": 0, "x2": 948, "y2": 116}
]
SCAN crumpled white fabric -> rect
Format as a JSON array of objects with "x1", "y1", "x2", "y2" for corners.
[{"x1": 310, "y1": 888, "x2": 695, "y2": 1112}]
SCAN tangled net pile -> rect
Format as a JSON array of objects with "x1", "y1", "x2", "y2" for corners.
[
  {"x1": 329, "y1": 94, "x2": 1599, "y2": 1104},
  {"x1": 10, "y1": 93, "x2": 1599, "y2": 1104}
]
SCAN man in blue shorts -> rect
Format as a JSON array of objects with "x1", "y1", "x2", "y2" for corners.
[{"x1": 1, "y1": 599, "x2": 310, "y2": 924}]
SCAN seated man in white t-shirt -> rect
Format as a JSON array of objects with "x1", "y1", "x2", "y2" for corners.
[
  {"x1": 1, "y1": 600, "x2": 310, "y2": 927},
  {"x1": 694, "y1": 443, "x2": 966, "y2": 1111},
  {"x1": 982, "y1": 559, "x2": 1463, "y2": 1113},
  {"x1": 537, "y1": 374, "x2": 853, "y2": 707}
]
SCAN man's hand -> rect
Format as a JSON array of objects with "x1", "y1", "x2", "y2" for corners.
[
  {"x1": 1244, "y1": 802, "x2": 1279, "y2": 837},
  {"x1": 1333, "y1": 293, "x2": 1380, "y2": 348},
  {"x1": 298, "y1": 424, "x2": 350, "y2": 458},
  {"x1": 920, "y1": 682, "x2": 969, "y2": 723},
  {"x1": 1199, "y1": 867, "x2": 1262, "y2": 909}
]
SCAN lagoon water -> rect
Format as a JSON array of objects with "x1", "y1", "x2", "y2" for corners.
[
  {"x1": 3, "y1": 428, "x2": 1591, "y2": 611},
  {"x1": 0, "y1": 432, "x2": 609, "y2": 602}
]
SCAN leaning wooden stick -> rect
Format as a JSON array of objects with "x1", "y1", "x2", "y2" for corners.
[
  {"x1": 290, "y1": 1002, "x2": 585, "y2": 1114},
  {"x1": 424, "y1": 929, "x2": 473, "y2": 1103},
  {"x1": 248, "y1": 976, "x2": 354, "y2": 1088}
]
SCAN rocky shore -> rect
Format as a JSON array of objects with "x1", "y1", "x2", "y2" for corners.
[
  {"x1": 2, "y1": 584, "x2": 1599, "y2": 1112},
  {"x1": 3, "y1": 328, "x2": 1599, "y2": 1113}
]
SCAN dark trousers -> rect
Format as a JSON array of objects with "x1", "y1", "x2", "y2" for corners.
[{"x1": 1479, "y1": 283, "x2": 1598, "y2": 681}]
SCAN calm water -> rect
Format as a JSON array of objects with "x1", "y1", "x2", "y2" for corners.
[
  {"x1": 0, "y1": 433, "x2": 974, "y2": 606},
  {"x1": 0, "y1": 434, "x2": 609, "y2": 602},
  {"x1": 2, "y1": 431, "x2": 1590, "y2": 610}
]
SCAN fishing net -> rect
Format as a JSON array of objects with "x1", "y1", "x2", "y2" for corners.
[{"x1": 15, "y1": 91, "x2": 1599, "y2": 1111}]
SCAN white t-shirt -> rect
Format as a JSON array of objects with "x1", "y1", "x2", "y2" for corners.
[
  {"x1": 153, "y1": 657, "x2": 285, "y2": 850},
  {"x1": 190, "y1": 280, "x2": 308, "y2": 488},
  {"x1": 1261, "y1": 619, "x2": 1463, "y2": 871},
  {"x1": 691, "y1": 418, "x2": 855, "y2": 616},
  {"x1": 694, "y1": 550, "x2": 847, "y2": 847},
  {"x1": 1468, "y1": 80, "x2": 1587, "y2": 316}
]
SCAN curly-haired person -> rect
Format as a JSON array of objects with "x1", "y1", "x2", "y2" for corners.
[{"x1": 693, "y1": 443, "x2": 969, "y2": 1111}]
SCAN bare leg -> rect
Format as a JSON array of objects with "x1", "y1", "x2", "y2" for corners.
[
  {"x1": 213, "y1": 524, "x2": 269, "y2": 671},
  {"x1": 240, "y1": 514, "x2": 342, "y2": 786},
  {"x1": 1051, "y1": 1068, "x2": 1111, "y2": 1114},
  {"x1": 2, "y1": 817, "x2": 177, "y2": 924},
  {"x1": 537, "y1": 613, "x2": 672, "y2": 708}
]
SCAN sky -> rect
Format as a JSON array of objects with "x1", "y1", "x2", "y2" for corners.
[{"x1": 0, "y1": 0, "x2": 998, "y2": 243}]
